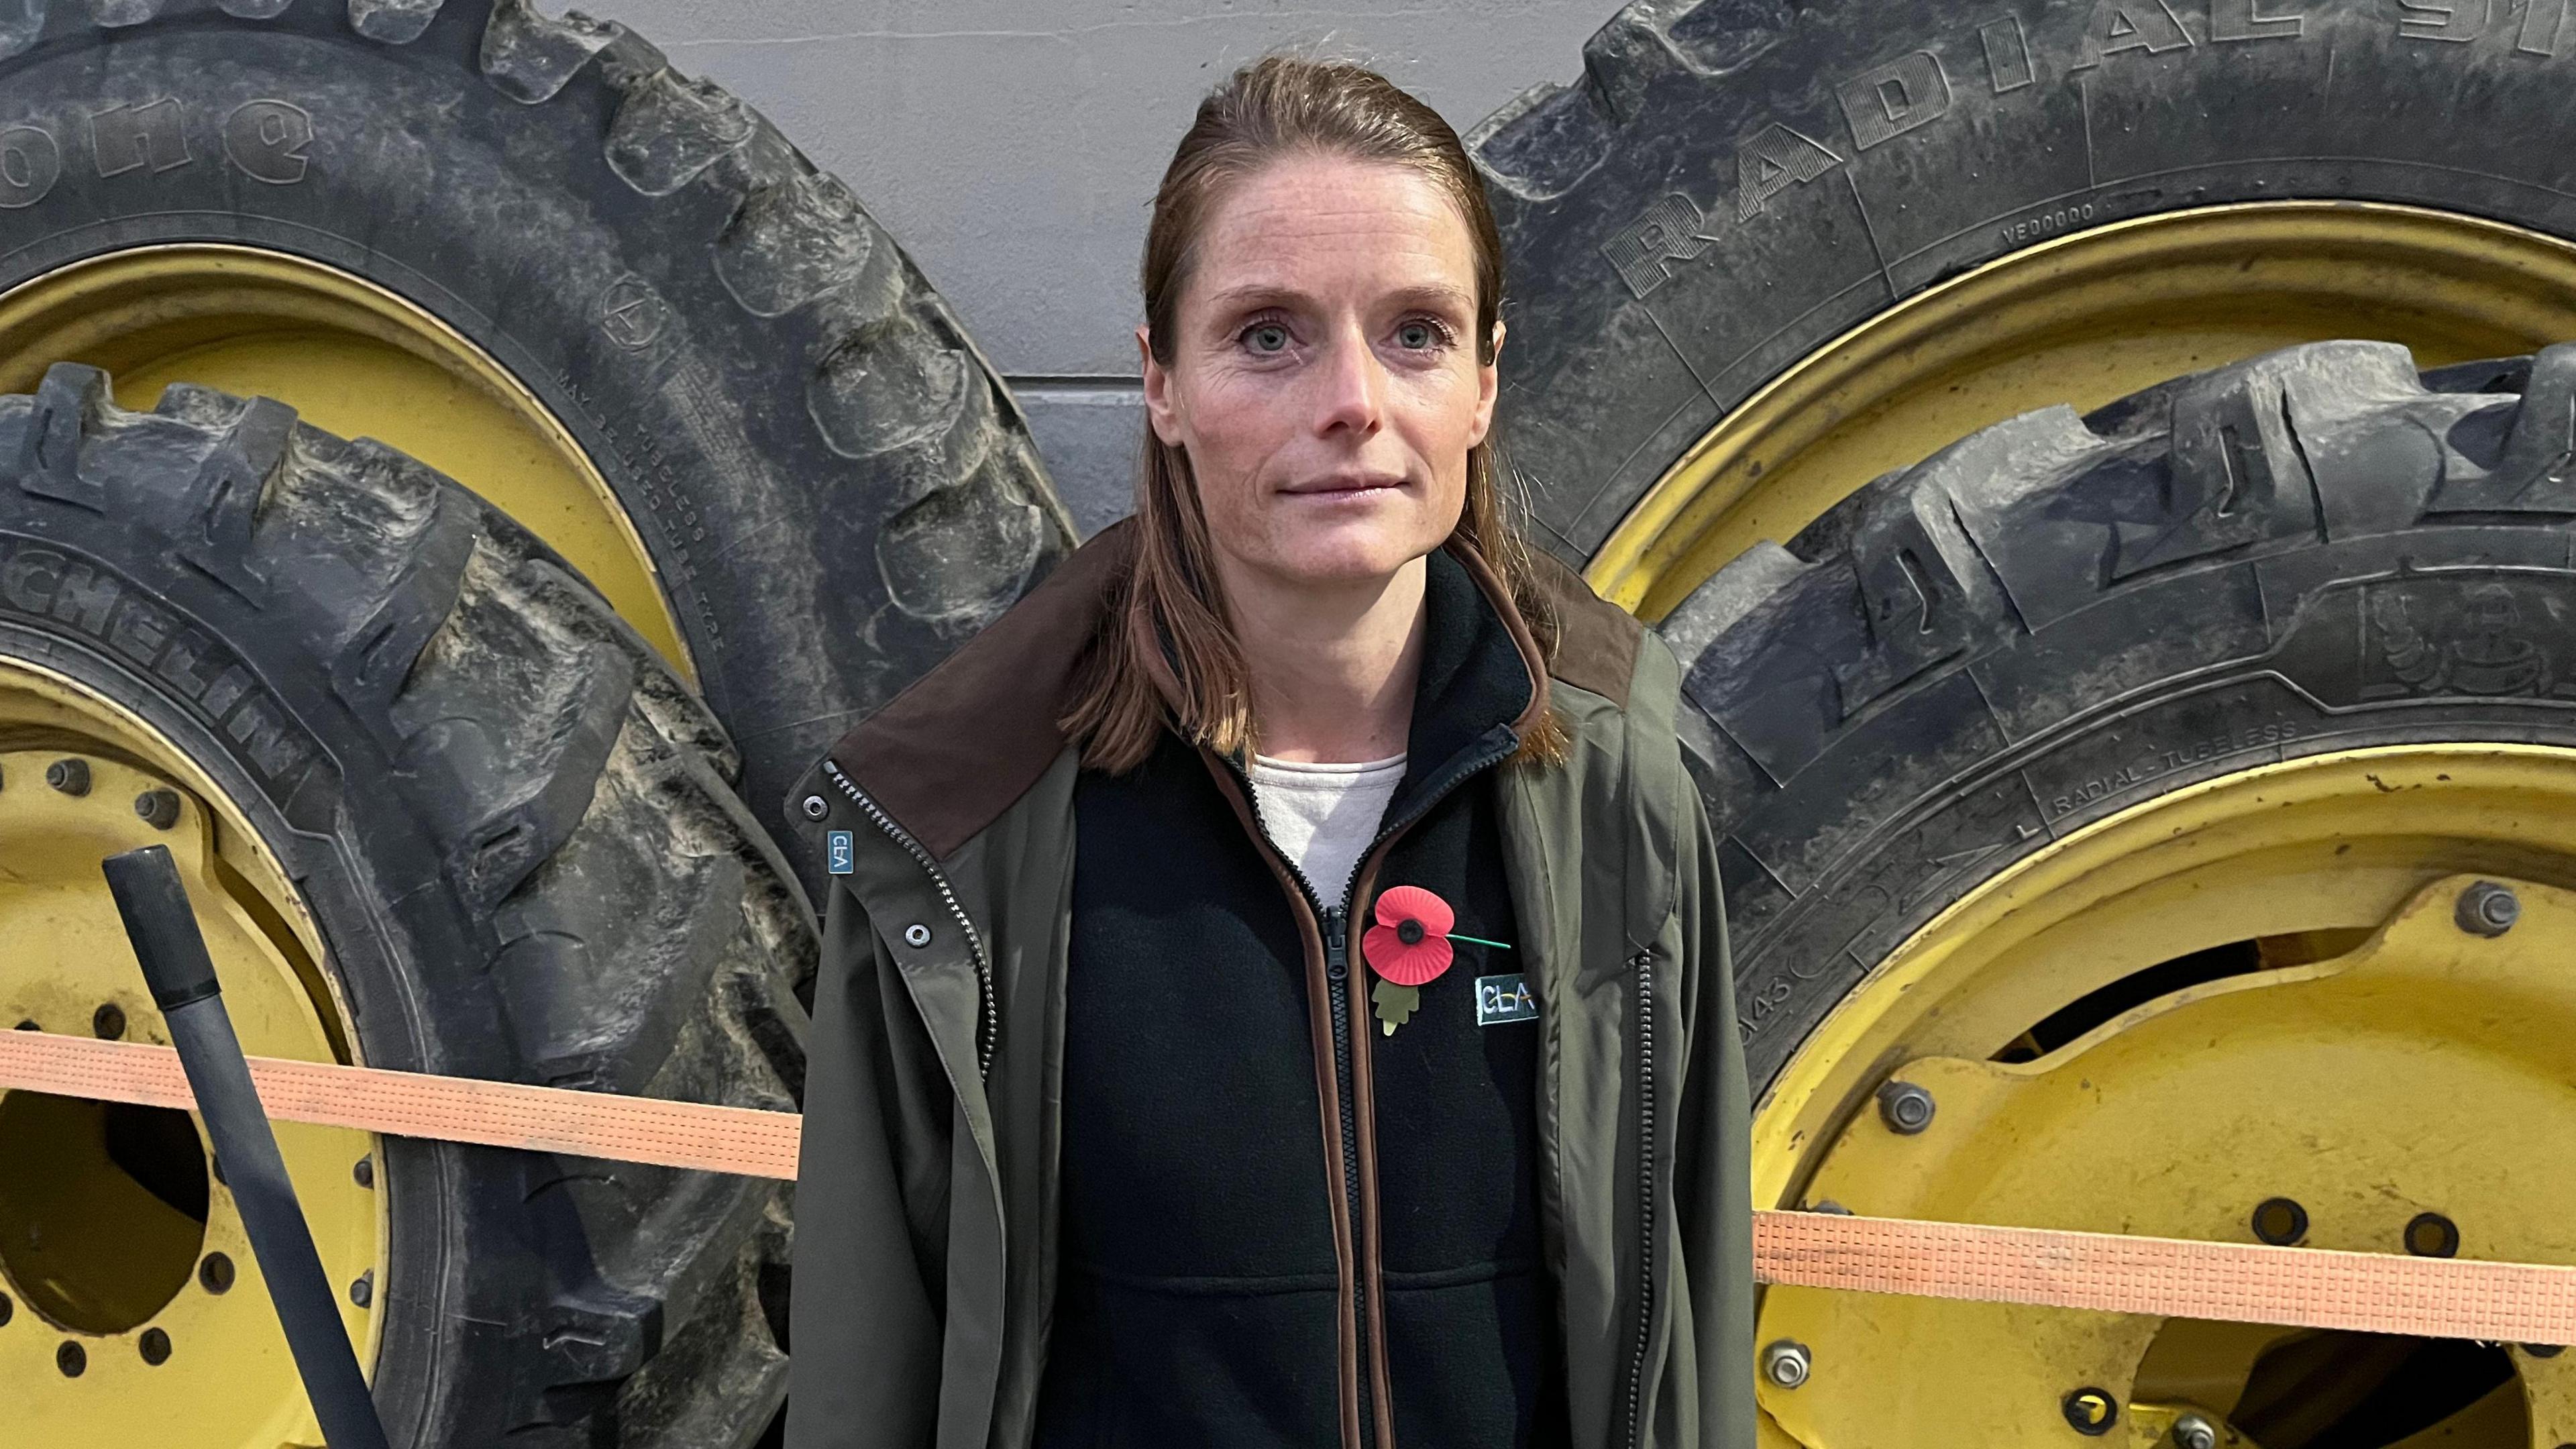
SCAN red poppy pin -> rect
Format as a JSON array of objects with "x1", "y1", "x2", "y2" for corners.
[{"x1": 1362, "y1": 885, "x2": 1509, "y2": 1034}]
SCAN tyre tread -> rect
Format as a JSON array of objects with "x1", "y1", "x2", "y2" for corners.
[{"x1": 465, "y1": 0, "x2": 1073, "y2": 641}]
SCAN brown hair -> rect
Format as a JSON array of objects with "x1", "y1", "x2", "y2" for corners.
[{"x1": 1061, "y1": 53, "x2": 1566, "y2": 773}]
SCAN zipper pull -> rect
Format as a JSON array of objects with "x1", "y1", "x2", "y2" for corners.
[{"x1": 1324, "y1": 905, "x2": 1348, "y2": 981}]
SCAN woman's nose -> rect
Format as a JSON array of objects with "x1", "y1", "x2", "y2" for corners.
[{"x1": 1311, "y1": 329, "x2": 1383, "y2": 437}]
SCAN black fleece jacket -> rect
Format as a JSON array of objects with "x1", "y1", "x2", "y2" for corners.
[{"x1": 1034, "y1": 549, "x2": 1568, "y2": 1449}]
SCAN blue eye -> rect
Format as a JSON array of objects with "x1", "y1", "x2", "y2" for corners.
[
  {"x1": 1397, "y1": 321, "x2": 1438, "y2": 350},
  {"x1": 1244, "y1": 323, "x2": 1290, "y2": 354}
]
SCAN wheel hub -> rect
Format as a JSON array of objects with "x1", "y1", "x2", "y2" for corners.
[
  {"x1": 1754, "y1": 747, "x2": 2576, "y2": 1448},
  {"x1": 0, "y1": 663, "x2": 380, "y2": 1446},
  {"x1": 1769, "y1": 874, "x2": 2576, "y2": 1446}
]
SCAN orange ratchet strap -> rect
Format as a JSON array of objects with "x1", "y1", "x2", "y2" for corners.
[
  {"x1": 7, "y1": 1027, "x2": 2571, "y2": 1344},
  {"x1": 0, "y1": 1025, "x2": 800, "y2": 1180},
  {"x1": 1756, "y1": 1210, "x2": 2576, "y2": 1344}
]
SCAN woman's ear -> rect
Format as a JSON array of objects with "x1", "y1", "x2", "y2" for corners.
[
  {"x1": 1467, "y1": 317, "x2": 1504, "y2": 449},
  {"x1": 1140, "y1": 325, "x2": 1185, "y2": 447}
]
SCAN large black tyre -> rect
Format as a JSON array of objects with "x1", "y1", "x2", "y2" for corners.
[
  {"x1": 1467, "y1": 0, "x2": 2576, "y2": 563},
  {"x1": 0, "y1": 362, "x2": 812, "y2": 1444},
  {"x1": 1653, "y1": 338, "x2": 2576, "y2": 1093},
  {"x1": 0, "y1": 0, "x2": 1071, "y2": 865}
]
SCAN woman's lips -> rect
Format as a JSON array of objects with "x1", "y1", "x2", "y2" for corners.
[{"x1": 1283, "y1": 474, "x2": 1405, "y2": 497}]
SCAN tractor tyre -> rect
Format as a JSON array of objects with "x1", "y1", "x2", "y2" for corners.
[
  {"x1": 1466, "y1": 12, "x2": 2576, "y2": 1435},
  {"x1": 1669, "y1": 342, "x2": 2576, "y2": 1441},
  {"x1": 0, "y1": 364, "x2": 809, "y2": 1448},
  {"x1": 0, "y1": 0, "x2": 1071, "y2": 880}
]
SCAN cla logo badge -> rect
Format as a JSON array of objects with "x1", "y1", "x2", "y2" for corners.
[
  {"x1": 1476, "y1": 973, "x2": 1537, "y2": 1027},
  {"x1": 826, "y1": 830, "x2": 855, "y2": 876}
]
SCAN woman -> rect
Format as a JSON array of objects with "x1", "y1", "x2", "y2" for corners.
[{"x1": 785, "y1": 56, "x2": 1751, "y2": 1449}]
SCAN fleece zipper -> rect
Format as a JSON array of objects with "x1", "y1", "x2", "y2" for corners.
[
  {"x1": 1218, "y1": 724, "x2": 1521, "y2": 1449},
  {"x1": 1322, "y1": 903, "x2": 1373, "y2": 1447},
  {"x1": 1220, "y1": 758, "x2": 1379, "y2": 1449}
]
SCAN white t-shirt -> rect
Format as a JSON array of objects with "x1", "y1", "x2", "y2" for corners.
[{"x1": 1247, "y1": 752, "x2": 1407, "y2": 910}]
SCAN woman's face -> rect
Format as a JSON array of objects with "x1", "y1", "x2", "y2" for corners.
[{"x1": 1143, "y1": 154, "x2": 1500, "y2": 591}]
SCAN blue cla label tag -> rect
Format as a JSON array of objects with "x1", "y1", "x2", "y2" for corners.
[
  {"x1": 826, "y1": 830, "x2": 855, "y2": 876},
  {"x1": 1476, "y1": 973, "x2": 1538, "y2": 1026}
]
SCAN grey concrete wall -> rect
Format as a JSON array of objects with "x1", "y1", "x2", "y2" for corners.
[{"x1": 587, "y1": 0, "x2": 1614, "y2": 535}]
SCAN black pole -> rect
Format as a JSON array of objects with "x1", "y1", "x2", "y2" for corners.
[{"x1": 102, "y1": 844, "x2": 392, "y2": 1449}]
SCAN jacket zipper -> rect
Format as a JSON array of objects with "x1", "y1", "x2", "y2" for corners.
[
  {"x1": 1223, "y1": 727, "x2": 1519, "y2": 1449},
  {"x1": 822, "y1": 757, "x2": 998, "y2": 1080},
  {"x1": 1621, "y1": 947, "x2": 1656, "y2": 1449}
]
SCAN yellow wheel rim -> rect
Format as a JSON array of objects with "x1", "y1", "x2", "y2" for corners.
[
  {"x1": 0, "y1": 657, "x2": 384, "y2": 1447},
  {"x1": 1589, "y1": 201, "x2": 2576, "y2": 621},
  {"x1": 1754, "y1": 747, "x2": 2576, "y2": 1447},
  {"x1": 0, "y1": 244, "x2": 691, "y2": 676}
]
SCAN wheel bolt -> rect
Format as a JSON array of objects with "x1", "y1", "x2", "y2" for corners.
[
  {"x1": 349, "y1": 1270, "x2": 372, "y2": 1308},
  {"x1": 45, "y1": 757, "x2": 89, "y2": 796},
  {"x1": 2456, "y1": 880, "x2": 2520, "y2": 936},
  {"x1": 1877, "y1": 1079, "x2": 1936, "y2": 1134},
  {"x1": 1760, "y1": 1338, "x2": 1811, "y2": 1389},
  {"x1": 91, "y1": 1003, "x2": 123, "y2": 1040},
  {"x1": 2173, "y1": 1411, "x2": 2218, "y2": 1449},
  {"x1": 139, "y1": 1327, "x2": 170, "y2": 1365},
  {"x1": 199, "y1": 1252, "x2": 233, "y2": 1295},
  {"x1": 56, "y1": 1340, "x2": 84, "y2": 1377},
  {"x1": 133, "y1": 790, "x2": 180, "y2": 830},
  {"x1": 2251, "y1": 1196, "x2": 2308, "y2": 1246},
  {"x1": 2063, "y1": 1387, "x2": 2117, "y2": 1435},
  {"x1": 0, "y1": 1289, "x2": 13, "y2": 1326},
  {"x1": 2406, "y1": 1212, "x2": 2461, "y2": 1258},
  {"x1": 354, "y1": 1156, "x2": 374, "y2": 1189}
]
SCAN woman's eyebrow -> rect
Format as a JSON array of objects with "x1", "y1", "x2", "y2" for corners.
[
  {"x1": 1199, "y1": 282, "x2": 1305, "y2": 311},
  {"x1": 1384, "y1": 283, "x2": 1475, "y2": 316},
  {"x1": 1199, "y1": 281, "x2": 1474, "y2": 314}
]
